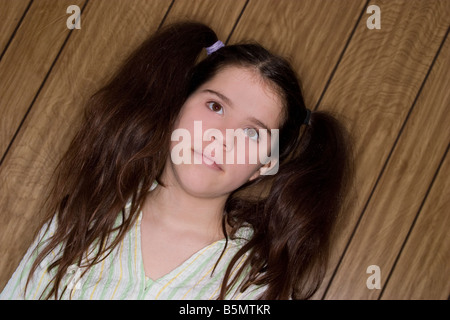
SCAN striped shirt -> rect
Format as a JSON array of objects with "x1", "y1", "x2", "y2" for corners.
[{"x1": 0, "y1": 205, "x2": 266, "y2": 300}]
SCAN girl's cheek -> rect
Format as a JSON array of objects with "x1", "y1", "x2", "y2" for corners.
[{"x1": 245, "y1": 141, "x2": 261, "y2": 165}]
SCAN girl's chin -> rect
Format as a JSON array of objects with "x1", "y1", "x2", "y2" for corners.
[
  {"x1": 168, "y1": 162, "x2": 255, "y2": 197},
  {"x1": 173, "y1": 171, "x2": 237, "y2": 198},
  {"x1": 173, "y1": 167, "x2": 220, "y2": 188}
]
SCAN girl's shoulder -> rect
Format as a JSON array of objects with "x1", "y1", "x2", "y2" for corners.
[
  {"x1": 0, "y1": 216, "x2": 62, "y2": 299},
  {"x1": 231, "y1": 223, "x2": 254, "y2": 245}
]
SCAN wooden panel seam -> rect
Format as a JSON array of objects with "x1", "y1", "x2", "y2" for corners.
[
  {"x1": 0, "y1": 0, "x2": 33, "y2": 61},
  {"x1": 224, "y1": 0, "x2": 250, "y2": 45},
  {"x1": 380, "y1": 143, "x2": 449, "y2": 299},
  {"x1": 157, "y1": 0, "x2": 175, "y2": 30},
  {"x1": 314, "y1": 0, "x2": 371, "y2": 111}
]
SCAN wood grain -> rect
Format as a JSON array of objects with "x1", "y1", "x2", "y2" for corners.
[
  {"x1": 165, "y1": 0, "x2": 247, "y2": 41},
  {"x1": 0, "y1": 0, "x2": 30, "y2": 54},
  {"x1": 321, "y1": 0, "x2": 450, "y2": 299}
]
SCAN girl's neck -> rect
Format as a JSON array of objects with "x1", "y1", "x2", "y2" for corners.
[{"x1": 141, "y1": 180, "x2": 228, "y2": 242}]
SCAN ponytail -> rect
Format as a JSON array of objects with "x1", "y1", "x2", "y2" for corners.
[
  {"x1": 221, "y1": 110, "x2": 353, "y2": 300},
  {"x1": 266, "y1": 110, "x2": 353, "y2": 298}
]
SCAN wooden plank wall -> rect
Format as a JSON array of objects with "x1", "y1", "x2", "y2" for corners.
[{"x1": 0, "y1": 0, "x2": 448, "y2": 299}]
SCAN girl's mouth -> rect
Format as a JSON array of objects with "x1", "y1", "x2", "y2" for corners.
[{"x1": 192, "y1": 149, "x2": 223, "y2": 171}]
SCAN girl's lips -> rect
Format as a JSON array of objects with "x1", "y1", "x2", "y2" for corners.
[{"x1": 192, "y1": 150, "x2": 223, "y2": 171}]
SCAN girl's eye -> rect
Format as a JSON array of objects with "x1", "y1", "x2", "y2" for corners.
[
  {"x1": 207, "y1": 101, "x2": 224, "y2": 115},
  {"x1": 243, "y1": 128, "x2": 259, "y2": 141}
]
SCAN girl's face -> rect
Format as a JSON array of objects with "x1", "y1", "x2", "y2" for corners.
[{"x1": 165, "y1": 66, "x2": 283, "y2": 198}]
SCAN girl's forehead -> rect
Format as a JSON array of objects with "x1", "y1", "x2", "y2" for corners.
[{"x1": 197, "y1": 66, "x2": 284, "y2": 128}]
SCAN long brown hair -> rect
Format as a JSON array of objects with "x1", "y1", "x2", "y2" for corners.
[{"x1": 27, "y1": 22, "x2": 353, "y2": 299}]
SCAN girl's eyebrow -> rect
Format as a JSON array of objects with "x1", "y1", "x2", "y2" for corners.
[
  {"x1": 202, "y1": 89, "x2": 234, "y2": 107},
  {"x1": 202, "y1": 88, "x2": 272, "y2": 135},
  {"x1": 248, "y1": 117, "x2": 272, "y2": 135}
]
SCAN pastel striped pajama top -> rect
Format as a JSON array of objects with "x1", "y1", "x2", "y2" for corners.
[{"x1": 0, "y1": 204, "x2": 266, "y2": 300}]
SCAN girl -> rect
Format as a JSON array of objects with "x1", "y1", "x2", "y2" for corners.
[{"x1": 0, "y1": 22, "x2": 352, "y2": 300}]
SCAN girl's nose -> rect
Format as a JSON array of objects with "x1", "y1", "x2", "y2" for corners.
[{"x1": 204, "y1": 128, "x2": 233, "y2": 152}]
